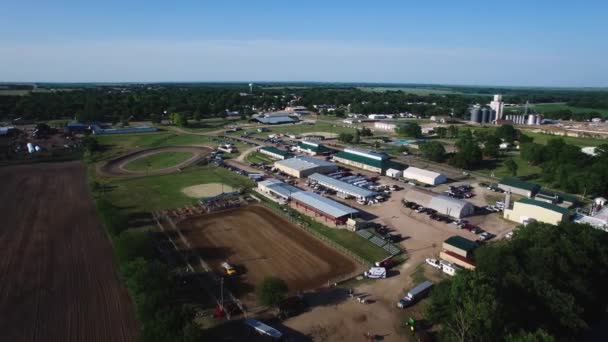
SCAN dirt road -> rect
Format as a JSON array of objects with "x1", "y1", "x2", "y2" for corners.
[{"x1": 0, "y1": 162, "x2": 138, "y2": 342}]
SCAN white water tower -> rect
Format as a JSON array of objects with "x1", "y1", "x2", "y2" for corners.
[{"x1": 249, "y1": 83, "x2": 253, "y2": 93}]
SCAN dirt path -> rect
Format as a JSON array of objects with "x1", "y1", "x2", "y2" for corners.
[
  {"x1": 0, "y1": 162, "x2": 138, "y2": 342},
  {"x1": 236, "y1": 145, "x2": 261, "y2": 162},
  {"x1": 98, "y1": 146, "x2": 211, "y2": 177}
]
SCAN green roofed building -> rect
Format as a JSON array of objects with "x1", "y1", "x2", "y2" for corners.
[
  {"x1": 259, "y1": 146, "x2": 290, "y2": 160},
  {"x1": 504, "y1": 198, "x2": 569, "y2": 226},
  {"x1": 296, "y1": 141, "x2": 329, "y2": 156},
  {"x1": 498, "y1": 177, "x2": 541, "y2": 197},
  {"x1": 333, "y1": 147, "x2": 391, "y2": 173},
  {"x1": 443, "y1": 236, "x2": 477, "y2": 258}
]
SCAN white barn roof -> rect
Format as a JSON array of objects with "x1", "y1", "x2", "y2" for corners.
[
  {"x1": 274, "y1": 156, "x2": 336, "y2": 171},
  {"x1": 402, "y1": 167, "x2": 447, "y2": 185}
]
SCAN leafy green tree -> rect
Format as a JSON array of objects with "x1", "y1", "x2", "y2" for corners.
[
  {"x1": 496, "y1": 124, "x2": 518, "y2": 143},
  {"x1": 483, "y1": 135, "x2": 501, "y2": 158},
  {"x1": 420, "y1": 141, "x2": 446, "y2": 162},
  {"x1": 504, "y1": 158, "x2": 518, "y2": 176},
  {"x1": 435, "y1": 126, "x2": 448, "y2": 138},
  {"x1": 359, "y1": 127, "x2": 373, "y2": 137},
  {"x1": 520, "y1": 143, "x2": 544, "y2": 165},
  {"x1": 256, "y1": 276, "x2": 288, "y2": 307},
  {"x1": 353, "y1": 129, "x2": 361, "y2": 144},
  {"x1": 338, "y1": 132, "x2": 354, "y2": 143},
  {"x1": 395, "y1": 123, "x2": 422, "y2": 138},
  {"x1": 505, "y1": 329, "x2": 555, "y2": 342},
  {"x1": 447, "y1": 125, "x2": 459, "y2": 138}
]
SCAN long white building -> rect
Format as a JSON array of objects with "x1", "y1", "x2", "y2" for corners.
[{"x1": 402, "y1": 167, "x2": 447, "y2": 185}]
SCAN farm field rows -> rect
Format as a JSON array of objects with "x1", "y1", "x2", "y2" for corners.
[{"x1": 0, "y1": 162, "x2": 138, "y2": 342}]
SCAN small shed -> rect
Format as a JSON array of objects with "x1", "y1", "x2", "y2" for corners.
[{"x1": 385, "y1": 168, "x2": 403, "y2": 178}]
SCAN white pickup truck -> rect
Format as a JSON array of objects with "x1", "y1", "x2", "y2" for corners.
[{"x1": 364, "y1": 267, "x2": 387, "y2": 279}]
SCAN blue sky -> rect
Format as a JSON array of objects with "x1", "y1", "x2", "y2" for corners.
[{"x1": 1, "y1": 0, "x2": 607, "y2": 86}]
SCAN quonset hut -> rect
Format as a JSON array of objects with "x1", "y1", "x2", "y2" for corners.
[{"x1": 403, "y1": 187, "x2": 475, "y2": 218}]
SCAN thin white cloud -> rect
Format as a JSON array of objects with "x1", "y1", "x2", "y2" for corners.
[{"x1": 0, "y1": 40, "x2": 605, "y2": 86}]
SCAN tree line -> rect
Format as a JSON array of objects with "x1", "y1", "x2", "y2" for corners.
[
  {"x1": 427, "y1": 221, "x2": 608, "y2": 341},
  {"x1": 520, "y1": 139, "x2": 608, "y2": 196}
]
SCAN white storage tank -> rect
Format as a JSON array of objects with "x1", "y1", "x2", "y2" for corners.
[
  {"x1": 527, "y1": 114, "x2": 536, "y2": 125},
  {"x1": 26, "y1": 143, "x2": 35, "y2": 153}
]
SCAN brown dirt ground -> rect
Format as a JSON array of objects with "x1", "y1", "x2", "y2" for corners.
[
  {"x1": 177, "y1": 205, "x2": 359, "y2": 306},
  {"x1": 0, "y1": 161, "x2": 138, "y2": 342},
  {"x1": 98, "y1": 145, "x2": 211, "y2": 177},
  {"x1": 181, "y1": 183, "x2": 234, "y2": 198}
]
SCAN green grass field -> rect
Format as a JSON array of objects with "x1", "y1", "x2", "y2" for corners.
[
  {"x1": 475, "y1": 153, "x2": 541, "y2": 179},
  {"x1": 245, "y1": 151, "x2": 275, "y2": 164},
  {"x1": 506, "y1": 103, "x2": 608, "y2": 118},
  {"x1": 95, "y1": 132, "x2": 216, "y2": 159},
  {"x1": 123, "y1": 151, "x2": 194, "y2": 171},
  {"x1": 470, "y1": 125, "x2": 608, "y2": 147},
  {"x1": 95, "y1": 165, "x2": 255, "y2": 212}
]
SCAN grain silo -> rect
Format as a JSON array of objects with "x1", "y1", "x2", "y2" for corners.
[
  {"x1": 481, "y1": 108, "x2": 490, "y2": 123},
  {"x1": 527, "y1": 114, "x2": 536, "y2": 125},
  {"x1": 470, "y1": 107, "x2": 481, "y2": 124}
]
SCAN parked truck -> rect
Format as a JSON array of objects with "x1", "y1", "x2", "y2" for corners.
[
  {"x1": 397, "y1": 281, "x2": 433, "y2": 308},
  {"x1": 364, "y1": 267, "x2": 387, "y2": 279}
]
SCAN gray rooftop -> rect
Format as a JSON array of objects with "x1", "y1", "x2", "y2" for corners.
[
  {"x1": 290, "y1": 191, "x2": 359, "y2": 219},
  {"x1": 308, "y1": 173, "x2": 377, "y2": 198},
  {"x1": 275, "y1": 156, "x2": 336, "y2": 171},
  {"x1": 270, "y1": 184, "x2": 301, "y2": 198},
  {"x1": 256, "y1": 116, "x2": 296, "y2": 124}
]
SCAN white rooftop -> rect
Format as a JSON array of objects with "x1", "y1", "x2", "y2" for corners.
[
  {"x1": 275, "y1": 156, "x2": 336, "y2": 171},
  {"x1": 291, "y1": 191, "x2": 358, "y2": 219}
]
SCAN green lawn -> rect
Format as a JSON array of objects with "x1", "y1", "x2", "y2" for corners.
[
  {"x1": 506, "y1": 103, "x2": 608, "y2": 118},
  {"x1": 123, "y1": 151, "x2": 194, "y2": 171},
  {"x1": 95, "y1": 165, "x2": 255, "y2": 213},
  {"x1": 245, "y1": 151, "x2": 275, "y2": 164},
  {"x1": 476, "y1": 153, "x2": 541, "y2": 179},
  {"x1": 95, "y1": 132, "x2": 217, "y2": 160},
  {"x1": 470, "y1": 125, "x2": 608, "y2": 147}
]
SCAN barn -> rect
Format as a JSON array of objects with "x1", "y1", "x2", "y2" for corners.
[
  {"x1": 290, "y1": 191, "x2": 358, "y2": 224},
  {"x1": 402, "y1": 167, "x2": 447, "y2": 185},
  {"x1": 274, "y1": 156, "x2": 338, "y2": 178},
  {"x1": 403, "y1": 187, "x2": 474, "y2": 218}
]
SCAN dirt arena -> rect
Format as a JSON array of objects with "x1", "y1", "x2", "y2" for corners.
[
  {"x1": 181, "y1": 183, "x2": 234, "y2": 198},
  {"x1": 98, "y1": 145, "x2": 211, "y2": 177},
  {"x1": 0, "y1": 162, "x2": 138, "y2": 342},
  {"x1": 177, "y1": 205, "x2": 360, "y2": 305}
]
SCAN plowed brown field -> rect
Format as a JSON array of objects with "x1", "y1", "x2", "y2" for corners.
[
  {"x1": 178, "y1": 205, "x2": 360, "y2": 305},
  {"x1": 0, "y1": 162, "x2": 138, "y2": 342}
]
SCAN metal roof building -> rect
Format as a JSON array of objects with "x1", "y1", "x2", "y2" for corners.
[
  {"x1": 402, "y1": 167, "x2": 447, "y2": 185},
  {"x1": 308, "y1": 173, "x2": 377, "y2": 199},
  {"x1": 296, "y1": 141, "x2": 329, "y2": 155},
  {"x1": 403, "y1": 187, "x2": 475, "y2": 218},
  {"x1": 333, "y1": 147, "x2": 391, "y2": 173},
  {"x1": 274, "y1": 156, "x2": 338, "y2": 178},
  {"x1": 259, "y1": 146, "x2": 290, "y2": 160},
  {"x1": 291, "y1": 191, "x2": 358, "y2": 224},
  {"x1": 254, "y1": 116, "x2": 297, "y2": 125},
  {"x1": 503, "y1": 198, "x2": 569, "y2": 225},
  {"x1": 257, "y1": 179, "x2": 302, "y2": 200},
  {"x1": 443, "y1": 236, "x2": 477, "y2": 258},
  {"x1": 498, "y1": 177, "x2": 540, "y2": 197}
]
